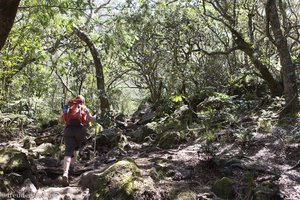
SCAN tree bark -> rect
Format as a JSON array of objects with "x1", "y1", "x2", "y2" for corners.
[
  {"x1": 230, "y1": 27, "x2": 283, "y2": 96},
  {"x1": 266, "y1": 0, "x2": 299, "y2": 113},
  {"x1": 72, "y1": 25, "x2": 110, "y2": 112},
  {"x1": 203, "y1": 1, "x2": 283, "y2": 97},
  {"x1": 0, "y1": 0, "x2": 20, "y2": 51},
  {"x1": 2, "y1": 57, "x2": 36, "y2": 98}
]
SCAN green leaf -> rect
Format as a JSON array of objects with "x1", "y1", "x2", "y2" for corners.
[
  {"x1": 170, "y1": 95, "x2": 184, "y2": 103},
  {"x1": 94, "y1": 122, "x2": 103, "y2": 133}
]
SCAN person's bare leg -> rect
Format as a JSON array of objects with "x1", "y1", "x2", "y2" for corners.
[
  {"x1": 63, "y1": 156, "x2": 71, "y2": 177},
  {"x1": 71, "y1": 150, "x2": 79, "y2": 166}
]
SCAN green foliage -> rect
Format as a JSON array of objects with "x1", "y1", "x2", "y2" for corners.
[
  {"x1": 170, "y1": 95, "x2": 185, "y2": 103},
  {"x1": 213, "y1": 92, "x2": 230, "y2": 100},
  {"x1": 245, "y1": 171, "x2": 256, "y2": 188},
  {"x1": 212, "y1": 177, "x2": 236, "y2": 199},
  {"x1": 203, "y1": 129, "x2": 215, "y2": 142},
  {"x1": 235, "y1": 128, "x2": 252, "y2": 144},
  {"x1": 0, "y1": 0, "x2": 299, "y2": 128},
  {"x1": 257, "y1": 109, "x2": 276, "y2": 133}
]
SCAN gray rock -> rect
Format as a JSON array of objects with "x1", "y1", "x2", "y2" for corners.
[{"x1": 0, "y1": 148, "x2": 30, "y2": 172}]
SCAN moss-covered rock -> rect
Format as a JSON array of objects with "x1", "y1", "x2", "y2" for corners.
[
  {"x1": 173, "y1": 105, "x2": 194, "y2": 128},
  {"x1": 33, "y1": 143, "x2": 56, "y2": 156},
  {"x1": 143, "y1": 122, "x2": 159, "y2": 137},
  {"x1": 96, "y1": 128, "x2": 122, "y2": 151},
  {"x1": 157, "y1": 131, "x2": 181, "y2": 149},
  {"x1": 253, "y1": 181, "x2": 282, "y2": 200},
  {"x1": 212, "y1": 177, "x2": 236, "y2": 199},
  {"x1": 0, "y1": 148, "x2": 30, "y2": 173},
  {"x1": 162, "y1": 118, "x2": 182, "y2": 132},
  {"x1": 130, "y1": 122, "x2": 159, "y2": 142},
  {"x1": 79, "y1": 159, "x2": 161, "y2": 200}
]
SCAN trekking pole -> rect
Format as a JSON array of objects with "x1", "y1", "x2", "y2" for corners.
[
  {"x1": 93, "y1": 122, "x2": 103, "y2": 169},
  {"x1": 56, "y1": 134, "x2": 64, "y2": 167}
]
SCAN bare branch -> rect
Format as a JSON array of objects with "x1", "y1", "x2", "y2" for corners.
[
  {"x1": 192, "y1": 45, "x2": 239, "y2": 56},
  {"x1": 55, "y1": 70, "x2": 76, "y2": 96},
  {"x1": 107, "y1": 68, "x2": 132, "y2": 89},
  {"x1": 95, "y1": 0, "x2": 111, "y2": 13}
]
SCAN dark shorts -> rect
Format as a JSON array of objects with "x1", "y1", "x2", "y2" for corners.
[{"x1": 64, "y1": 126, "x2": 87, "y2": 157}]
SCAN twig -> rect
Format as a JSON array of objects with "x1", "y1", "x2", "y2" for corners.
[{"x1": 55, "y1": 70, "x2": 76, "y2": 96}]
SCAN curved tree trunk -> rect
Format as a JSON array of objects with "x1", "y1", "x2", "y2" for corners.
[
  {"x1": 203, "y1": 1, "x2": 283, "y2": 97},
  {"x1": 266, "y1": 0, "x2": 299, "y2": 113},
  {"x1": 0, "y1": 0, "x2": 20, "y2": 51},
  {"x1": 230, "y1": 27, "x2": 283, "y2": 96},
  {"x1": 72, "y1": 25, "x2": 110, "y2": 112}
]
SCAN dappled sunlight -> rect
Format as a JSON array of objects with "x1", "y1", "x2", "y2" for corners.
[{"x1": 0, "y1": 0, "x2": 299, "y2": 199}]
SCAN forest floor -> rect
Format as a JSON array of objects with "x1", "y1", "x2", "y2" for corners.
[
  {"x1": 8, "y1": 130, "x2": 300, "y2": 200},
  {"x1": 122, "y1": 129, "x2": 300, "y2": 200},
  {"x1": 3, "y1": 123, "x2": 300, "y2": 200}
]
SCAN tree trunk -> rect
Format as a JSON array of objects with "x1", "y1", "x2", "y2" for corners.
[
  {"x1": 230, "y1": 27, "x2": 283, "y2": 96},
  {"x1": 72, "y1": 26, "x2": 110, "y2": 112},
  {"x1": 0, "y1": 0, "x2": 20, "y2": 51},
  {"x1": 207, "y1": 1, "x2": 284, "y2": 97},
  {"x1": 266, "y1": 0, "x2": 299, "y2": 113}
]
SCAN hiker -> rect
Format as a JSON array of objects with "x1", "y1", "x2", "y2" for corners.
[{"x1": 59, "y1": 95, "x2": 97, "y2": 185}]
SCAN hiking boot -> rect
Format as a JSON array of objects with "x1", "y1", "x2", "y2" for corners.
[{"x1": 62, "y1": 175, "x2": 69, "y2": 187}]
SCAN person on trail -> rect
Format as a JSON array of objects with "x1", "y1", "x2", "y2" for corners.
[{"x1": 59, "y1": 95, "x2": 97, "y2": 186}]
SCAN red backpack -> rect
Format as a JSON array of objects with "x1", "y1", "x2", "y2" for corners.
[{"x1": 63, "y1": 98, "x2": 87, "y2": 125}]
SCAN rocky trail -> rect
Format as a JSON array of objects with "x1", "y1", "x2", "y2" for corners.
[
  {"x1": 1, "y1": 102, "x2": 300, "y2": 199},
  {"x1": 1, "y1": 129, "x2": 300, "y2": 200}
]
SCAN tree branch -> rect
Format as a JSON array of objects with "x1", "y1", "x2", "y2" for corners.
[
  {"x1": 55, "y1": 70, "x2": 76, "y2": 96},
  {"x1": 192, "y1": 45, "x2": 239, "y2": 56}
]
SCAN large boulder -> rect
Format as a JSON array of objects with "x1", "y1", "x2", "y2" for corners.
[
  {"x1": 0, "y1": 148, "x2": 30, "y2": 172},
  {"x1": 128, "y1": 122, "x2": 159, "y2": 142},
  {"x1": 159, "y1": 105, "x2": 194, "y2": 133},
  {"x1": 172, "y1": 105, "x2": 193, "y2": 128},
  {"x1": 131, "y1": 102, "x2": 156, "y2": 125},
  {"x1": 18, "y1": 178, "x2": 37, "y2": 199},
  {"x1": 79, "y1": 159, "x2": 161, "y2": 200},
  {"x1": 33, "y1": 143, "x2": 55, "y2": 156},
  {"x1": 96, "y1": 128, "x2": 122, "y2": 149}
]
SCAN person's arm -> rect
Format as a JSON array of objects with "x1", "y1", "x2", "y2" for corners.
[
  {"x1": 85, "y1": 107, "x2": 97, "y2": 122},
  {"x1": 59, "y1": 114, "x2": 65, "y2": 123},
  {"x1": 59, "y1": 104, "x2": 69, "y2": 123}
]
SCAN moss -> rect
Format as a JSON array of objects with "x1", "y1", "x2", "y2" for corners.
[
  {"x1": 102, "y1": 160, "x2": 140, "y2": 177},
  {"x1": 212, "y1": 177, "x2": 236, "y2": 199},
  {"x1": 44, "y1": 143, "x2": 62, "y2": 157},
  {"x1": 162, "y1": 118, "x2": 182, "y2": 131},
  {"x1": 157, "y1": 131, "x2": 181, "y2": 149},
  {"x1": 93, "y1": 160, "x2": 141, "y2": 200},
  {"x1": 253, "y1": 181, "x2": 281, "y2": 200},
  {"x1": 0, "y1": 149, "x2": 30, "y2": 172}
]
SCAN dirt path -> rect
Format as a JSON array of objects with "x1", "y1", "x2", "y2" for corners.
[
  {"x1": 129, "y1": 132, "x2": 300, "y2": 199},
  {"x1": 2, "y1": 129, "x2": 300, "y2": 199}
]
